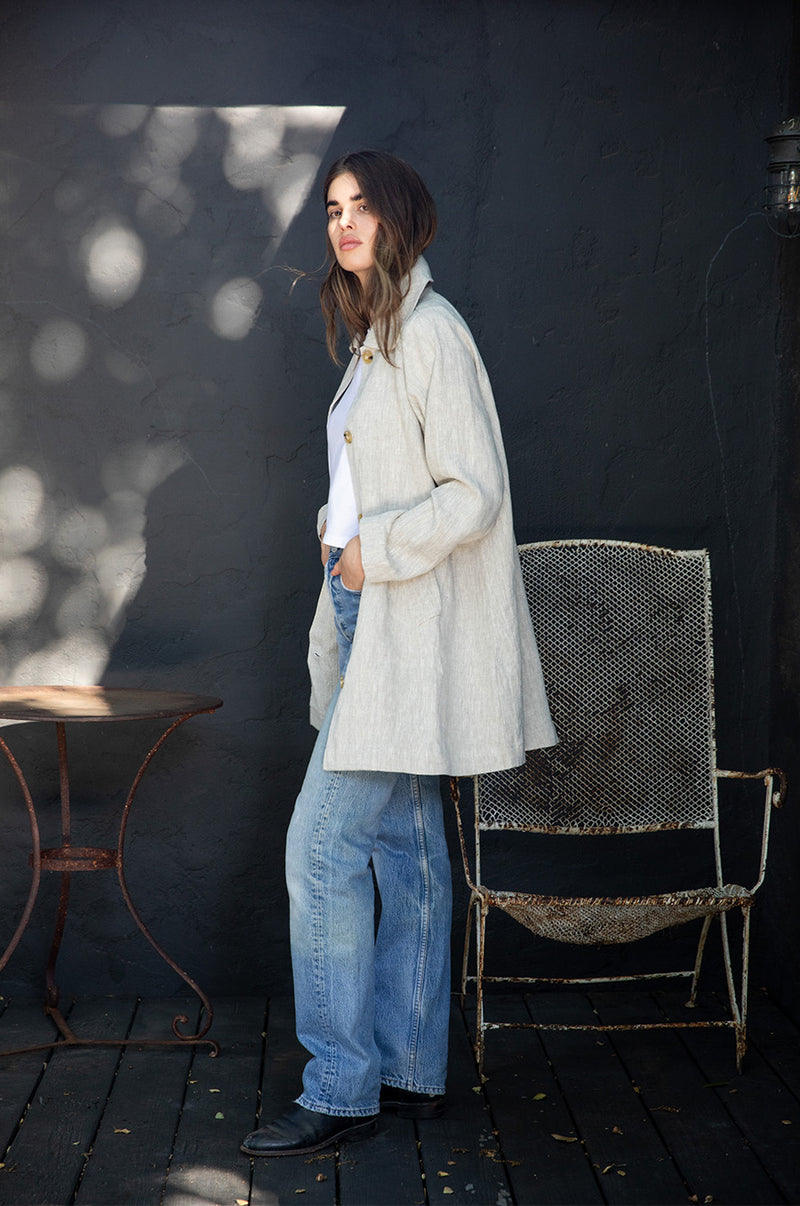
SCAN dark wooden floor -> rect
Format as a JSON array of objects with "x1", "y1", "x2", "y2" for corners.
[{"x1": 0, "y1": 988, "x2": 797, "y2": 1206}]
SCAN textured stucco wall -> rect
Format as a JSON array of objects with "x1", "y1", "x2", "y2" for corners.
[{"x1": 0, "y1": 0, "x2": 793, "y2": 1006}]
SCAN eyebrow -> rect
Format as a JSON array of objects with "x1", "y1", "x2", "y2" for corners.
[{"x1": 326, "y1": 192, "x2": 363, "y2": 209}]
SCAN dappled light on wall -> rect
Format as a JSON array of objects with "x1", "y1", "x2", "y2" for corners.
[
  {"x1": 29, "y1": 318, "x2": 88, "y2": 382},
  {"x1": 209, "y1": 276, "x2": 263, "y2": 341},
  {"x1": 80, "y1": 219, "x2": 146, "y2": 307},
  {"x1": 0, "y1": 101, "x2": 345, "y2": 688}
]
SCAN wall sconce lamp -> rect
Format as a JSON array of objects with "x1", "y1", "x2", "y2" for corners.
[{"x1": 765, "y1": 117, "x2": 800, "y2": 236}]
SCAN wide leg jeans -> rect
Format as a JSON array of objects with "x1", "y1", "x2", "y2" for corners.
[{"x1": 285, "y1": 550, "x2": 452, "y2": 1117}]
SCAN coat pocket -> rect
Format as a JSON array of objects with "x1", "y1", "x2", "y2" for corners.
[{"x1": 389, "y1": 568, "x2": 442, "y2": 624}]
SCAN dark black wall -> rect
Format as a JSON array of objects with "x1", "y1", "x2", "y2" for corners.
[{"x1": 0, "y1": 1, "x2": 795, "y2": 1013}]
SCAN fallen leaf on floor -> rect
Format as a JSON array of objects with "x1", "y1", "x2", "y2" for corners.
[
  {"x1": 552, "y1": 1134, "x2": 578, "y2": 1143},
  {"x1": 534, "y1": 1092, "x2": 546, "y2": 1101},
  {"x1": 472, "y1": 1085, "x2": 482, "y2": 1093},
  {"x1": 294, "y1": 1191, "x2": 306, "y2": 1196},
  {"x1": 209, "y1": 1088, "x2": 221, "y2": 1093},
  {"x1": 114, "y1": 1129, "x2": 131, "y2": 1135},
  {"x1": 215, "y1": 1112, "x2": 224, "y2": 1120},
  {"x1": 704, "y1": 1197, "x2": 713, "y2": 1204},
  {"x1": 617, "y1": 1170, "x2": 626, "y2": 1176},
  {"x1": 315, "y1": 1174, "x2": 327, "y2": 1182},
  {"x1": 437, "y1": 1171, "x2": 450, "y2": 1177},
  {"x1": 689, "y1": 1195, "x2": 699, "y2": 1203},
  {"x1": 236, "y1": 1199, "x2": 248, "y2": 1204},
  {"x1": 782, "y1": 1119, "x2": 792, "y2": 1125},
  {"x1": 612, "y1": 1125, "x2": 623, "y2": 1134},
  {"x1": 443, "y1": 1188, "x2": 454, "y2": 1196}
]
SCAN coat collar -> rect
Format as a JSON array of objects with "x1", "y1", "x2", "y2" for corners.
[{"x1": 358, "y1": 256, "x2": 433, "y2": 355}]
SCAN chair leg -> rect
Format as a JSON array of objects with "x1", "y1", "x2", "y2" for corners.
[
  {"x1": 461, "y1": 893, "x2": 475, "y2": 1004},
  {"x1": 719, "y1": 910, "x2": 740, "y2": 1025},
  {"x1": 475, "y1": 897, "x2": 488, "y2": 1076},
  {"x1": 687, "y1": 914, "x2": 713, "y2": 1006},
  {"x1": 719, "y1": 906, "x2": 751, "y2": 1072},
  {"x1": 736, "y1": 905, "x2": 752, "y2": 1073}
]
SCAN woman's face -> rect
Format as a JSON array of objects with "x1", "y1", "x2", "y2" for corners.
[{"x1": 326, "y1": 171, "x2": 379, "y2": 286}]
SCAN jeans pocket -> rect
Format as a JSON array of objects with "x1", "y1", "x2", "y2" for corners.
[{"x1": 329, "y1": 571, "x2": 361, "y2": 644}]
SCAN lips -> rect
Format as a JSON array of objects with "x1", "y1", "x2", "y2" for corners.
[{"x1": 339, "y1": 237, "x2": 361, "y2": 250}]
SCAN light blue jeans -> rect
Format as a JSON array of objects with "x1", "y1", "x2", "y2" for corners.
[{"x1": 285, "y1": 549, "x2": 452, "y2": 1117}]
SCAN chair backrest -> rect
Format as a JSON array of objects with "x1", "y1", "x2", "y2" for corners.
[{"x1": 476, "y1": 540, "x2": 718, "y2": 835}]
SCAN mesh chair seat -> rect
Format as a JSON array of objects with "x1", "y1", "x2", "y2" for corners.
[{"x1": 487, "y1": 883, "x2": 753, "y2": 945}]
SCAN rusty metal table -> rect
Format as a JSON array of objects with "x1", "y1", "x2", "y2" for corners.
[{"x1": 0, "y1": 686, "x2": 223, "y2": 1057}]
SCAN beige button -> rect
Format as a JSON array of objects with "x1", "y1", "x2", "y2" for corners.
[
  {"x1": 357, "y1": 512, "x2": 363, "y2": 520},
  {"x1": 362, "y1": 349, "x2": 373, "y2": 364},
  {"x1": 343, "y1": 430, "x2": 353, "y2": 443},
  {"x1": 339, "y1": 674, "x2": 345, "y2": 689}
]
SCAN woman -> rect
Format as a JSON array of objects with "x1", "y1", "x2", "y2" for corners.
[{"x1": 241, "y1": 150, "x2": 556, "y2": 1158}]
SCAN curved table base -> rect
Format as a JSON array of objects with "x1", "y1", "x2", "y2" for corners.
[
  {"x1": 1, "y1": 1005, "x2": 219, "y2": 1059},
  {"x1": 0, "y1": 709, "x2": 220, "y2": 1059}
]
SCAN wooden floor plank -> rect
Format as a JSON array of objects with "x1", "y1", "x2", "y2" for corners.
[
  {"x1": 338, "y1": 1114, "x2": 423, "y2": 1206},
  {"x1": 73, "y1": 997, "x2": 201, "y2": 1206},
  {"x1": 162, "y1": 996, "x2": 267, "y2": 1206},
  {"x1": 0, "y1": 998, "x2": 137, "y2": 1206},
  {"x1": 654, "y1": 989, "x2": 798, "y2": 1203},
  {"x1": 525, "y1": 989, "x2": 689, "y2": 1205},
  {"x1": 413, "y1": 999, "x2": 510, "y2": 1206},
  {"x1": 678, "y1": 1024, "x2": 798, "y2": 1203},
  {"x1": 591, "y1": 989, "x2": 786, "y2": 1205},
  {"x1": 0, "y1": 999, "x2": 61, "y2": 1158},
  {"x1": 470, "y1": 992, "x2": 604, "y2": 1205},
  {"x1": 747, "y1": 992, "x2": 800, "y2": 1098}
]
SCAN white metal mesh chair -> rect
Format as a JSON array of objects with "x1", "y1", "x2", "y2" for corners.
[{"x1": 453, "y1": 540, "x2": 785, "y2": 1072}]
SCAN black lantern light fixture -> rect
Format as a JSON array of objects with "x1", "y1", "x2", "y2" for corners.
[{"x1": 765, "y1": 117, "x2": 800, "y2": 236}]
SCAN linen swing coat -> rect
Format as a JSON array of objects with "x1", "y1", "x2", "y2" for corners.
[{"x1": 308, "y1": 256, "x2": 557, "y2": 776}]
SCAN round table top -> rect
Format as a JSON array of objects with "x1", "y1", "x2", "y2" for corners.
[{"x1": 0, "y1": 686, "x2": 223, "y2": 722}]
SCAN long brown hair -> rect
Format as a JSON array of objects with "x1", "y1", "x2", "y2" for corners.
[{"x1": 320, "y1": 150, "x2": 437, "y2": 363}]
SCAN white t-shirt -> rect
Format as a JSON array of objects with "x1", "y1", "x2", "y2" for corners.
[{"x1": 325, "y1": 358, "x2": 362, "y2": 548}]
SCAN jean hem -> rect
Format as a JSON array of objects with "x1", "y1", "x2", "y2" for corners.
[
  {"x1": 296, "y1": 1093, "x2": 378, "y2": 1118},
  {"x1": 380, "y1": 1078, "x2": 446, "y2": 1094}
]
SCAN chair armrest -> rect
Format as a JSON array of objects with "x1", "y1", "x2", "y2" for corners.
[
  {"x1": 715, "y1": 768, "x2": 787, "y2": 891},
  {"x1": 716, "y1": 767, "x2": 787, "y2": 807}
]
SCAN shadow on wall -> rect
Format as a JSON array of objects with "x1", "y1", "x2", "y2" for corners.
[{"x1": 0, "y1": 101, "x2": 343, "y2": 689}]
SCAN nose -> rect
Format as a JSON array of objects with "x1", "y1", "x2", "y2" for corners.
[{"x1": 339, "y1": 206, "x2": 354, "y2": 229}]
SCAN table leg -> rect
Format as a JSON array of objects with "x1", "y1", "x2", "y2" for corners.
[
  {"x1": 116, "y1": 712, "x2": 217, "y2": 1051},
  {"x1": 42, "y1": 722, "x2": 82, "y2": 1045},
  {"x1": 0, "y1": 733, "x2": 42, "y2": 977}
]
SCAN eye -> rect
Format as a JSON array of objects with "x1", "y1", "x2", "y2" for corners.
[{"x1": 327, "y1": 208, "x2": 341, "y2": 220}]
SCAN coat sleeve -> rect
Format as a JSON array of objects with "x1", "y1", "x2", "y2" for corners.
[{"x1": 358, "y1": 306, "x2": 506, "y2": 583}]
